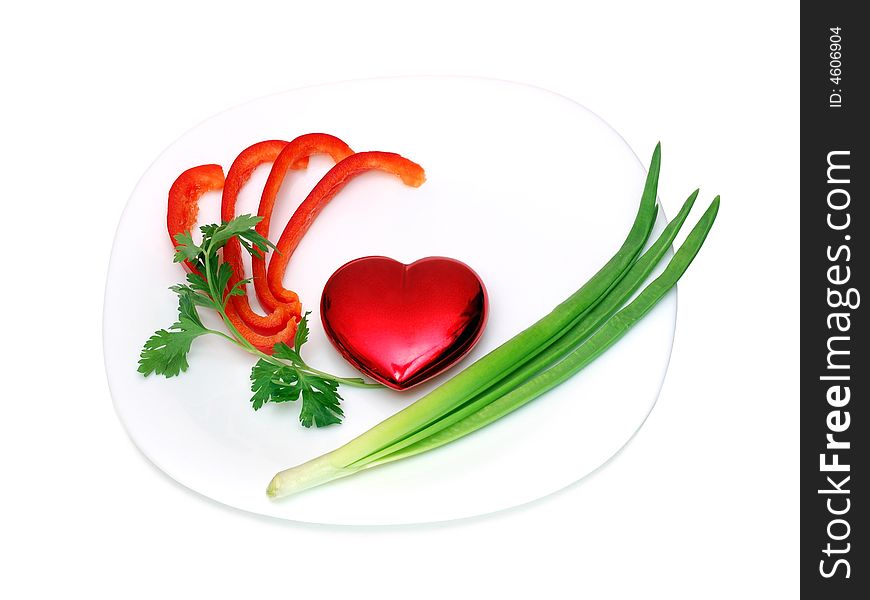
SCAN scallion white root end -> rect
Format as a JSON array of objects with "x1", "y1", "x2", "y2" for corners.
[{"x1": 267, "y1": 455, "x2": 353, "y2": 499}]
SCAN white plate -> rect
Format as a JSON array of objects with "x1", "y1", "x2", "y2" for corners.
[{"x1": 104, "y1": 76, "x2": 676, "y2": 525}]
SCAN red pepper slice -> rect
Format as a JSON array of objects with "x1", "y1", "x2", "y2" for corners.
[
  {"x1": 266, "y1": 151, "x2": 426, "y2": 304},
  {"x1": 251, "y1": 133, "x2": 354, "y2": 313},
  {"x1": 224, "y1": 301, "x2": 300, "y2": 354},
  {"x1": 220, "y1": 141, "x2": 304, "y2": 335},
  {"x1": 166, "y1": 164, "x2": 225, "y2": 272},
  {"x1": 166, "y1": 143, "x2": 424, "y2": 355},
  {"x1": 165, "y1": 160, "x2": 299, "y2": 353}
]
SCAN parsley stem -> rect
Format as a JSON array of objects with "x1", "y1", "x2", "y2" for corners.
[
  {"x1": 202, "y1": 236, "x2": 264, "y2": 357},
  {"x1": 146, "y1": 214, "x2": 384, "y2": 427},
  {"x1": 207, "y1": 329, "x2": 244, "y2": 346},
  {"x1": 302, "y1": 367, "x2": 381, "y2": 388},
  {"x1": 258, "y1": 351, "x2": 378, "y2": 388},
  {"x1": 201, "y1": 234, "x2": 381, "y2": 390}
]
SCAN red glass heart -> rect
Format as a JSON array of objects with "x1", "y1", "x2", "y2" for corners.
[{"x1": 320, "y1": 256, "x2": 488, "y2": 390}]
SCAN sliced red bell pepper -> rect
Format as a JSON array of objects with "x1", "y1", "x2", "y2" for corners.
[
  {"x1": 166, "y1": 164, "x2": 225, "y2": 272},
  {"x1": 224, "y1": 298, "x2": 300, "y2": 354},
  {"x1": 251, "y1": 133, "x2": 354, "y2": 313},
  {"x1": 165, "y1": 159, "x2": 299, "y2": 353},
  {"x1": 220, "y1": 140, "x2": 302, "y2": 335},
  {"x1": 166, "y1": 142, "x2": 424, "y2": 356},
  {"x1": 266, "y1": 151, "x2": 426, "y2": 304}
]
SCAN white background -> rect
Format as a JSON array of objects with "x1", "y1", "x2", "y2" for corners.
[{"x1": 1, "y1": 1, "x2": 798, "y2": 598}]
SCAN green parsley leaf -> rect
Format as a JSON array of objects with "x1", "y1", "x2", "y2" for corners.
[
  {"x1": 272, "y1": 342, "x2": 304, "y2": 365},
  {"x1": 298, "y1": 374, "x2": 343, "y2": 427},
  {"x1": 172, "y1": 231, "x2": 202, "y2": 264},
  {"x1": 210, "y1": 215, "x2": 264, "y2": 248},
  {"x1": 138, "y1": 293, "x2": 209, "y2": 377},
  {"x1": 215, "y1": 262, "x2": 234, "y2": 300},
  {"x1": 237, "y1": 227, "x2": 276, "y2": 259},
  {"x1": 184, "y1": 272, "x2": 211, "y2": 296},
  {"x1": 250, "y1": 360, "x2": 298, "y2": 410},
  {"x1": 226, "y1": 277, "x2": 251, "y2": 299},
  {"x1": 248, "y1": 359, "x2": 344, "y2": 427},
  {"x1": 199, "y1": 223, "x2": 219, "y2": 239},
  {"x1": 176, "y1": 290, "x2": 205, "y2": 328},
  {"x1": 169, "y1": 284, "x2": 216, "y2": 310},
  {"x1": 272, "y1": 312, "x2": 311, "y2": 365},
  {"x1": 294, "y1": 312, "x2": 311, "y2": 354}
]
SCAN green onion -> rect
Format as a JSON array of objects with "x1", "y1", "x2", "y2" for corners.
[
  {"x1": 266, "y1": 146, "x2": 719, "y2": 499},
  {"x1": 347, "y1": 188, "x2": 701, "y2": 469},
  {"x1": 366, "y1": 196, "x2": 719, "y2": 469},
  {"x1": 323, "y1": 143, "x2": 659, "y2": 464}
]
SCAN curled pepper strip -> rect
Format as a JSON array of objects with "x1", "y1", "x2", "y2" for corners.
[
  {"x1": 164, "y1": 160, "x2": 298, "y2": 353},
  {"x1": 220, "y1": 141, "x2": 304, "y2": 335},
  {"x1": 225, "y1": 303, "x2": 300, "y2": 354},
  {"x1": 165, "y1": 143, "x2": 425, "y2": 356},
  {"x1": 166, "y1": 164, "x2": 226, "y2": 272},
  {"x1": 266, "y1": 151, "x2": 426, "y2": 304},
  {"x1": 252, "y1": 133, "x2": 354, "y2": 313}
]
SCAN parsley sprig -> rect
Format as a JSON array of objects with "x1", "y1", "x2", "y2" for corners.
[{"x1": 138, "y1": 215, "x2": 379, "y2": 427}]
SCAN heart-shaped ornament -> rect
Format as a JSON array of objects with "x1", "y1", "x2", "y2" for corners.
[{"x1": 320, "y1": 256, "x2": 488, "y2": 390}]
